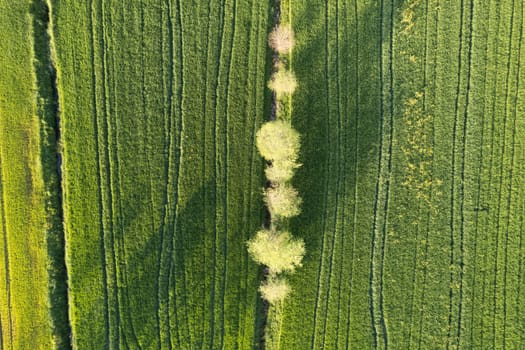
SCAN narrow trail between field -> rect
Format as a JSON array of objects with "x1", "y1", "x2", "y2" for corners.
[{"x1": 30, "y1": 0, "x2": 72, "y2": 348}]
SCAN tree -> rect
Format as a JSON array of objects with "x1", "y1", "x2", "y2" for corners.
[
  {"x1": 265, "y1": 159, "x2": 300, "y2": 183},
  {"x1": 247, "y1": 229, "x2": 305, "y2": 274},
  {"x1": 268, "y1": 69, "x2": 297, "y2": 97},
  {"x1": 264, "y1": 185, "x2": 302, "y2": 219},
  {"x1": 256, "y1": 120, "x2": 300, "y2": 163},
  {"x1": 268, "y1": 25, "x2": 295, "y2": 54},
  {"x1": 259, "y1": 277, "x2": 291, "y2": 304}
]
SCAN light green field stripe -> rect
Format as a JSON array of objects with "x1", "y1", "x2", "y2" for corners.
[{"x1": 0, "y1": 2, "x2": 55, "y2": 348}]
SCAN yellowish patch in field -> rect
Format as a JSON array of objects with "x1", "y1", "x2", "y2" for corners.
[
  {"x1": 401, "y1": 0, "x2": 421, "y2": 35},
  {"x1": 401, "y1": 91, "x2": 442, "y2": 207}
]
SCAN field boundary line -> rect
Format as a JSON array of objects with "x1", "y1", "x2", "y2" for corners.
[{"x1": 0, "y1": 155, "x2": 13, "y2": 350}]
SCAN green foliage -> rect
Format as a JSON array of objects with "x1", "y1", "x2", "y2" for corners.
[
  {"x1": 265, "y1": 159, "x2": 300, "y2": 183},
  {"x1": 256, "y1": 120, "x2": 300, "y2": 163},
  {"x1": 247, "y1": 230, "x2": 305, "y2": 274},
  {"x1": 268, "y1": 24, "x2": 295, "y2": 54},
  {"x1": 268, "y1": 69, "x2": 298, "y2": 96},
  {"x1": 264, "y1": 184, "x2": 302, "y2": 219},
  {"x1": 259, "y1": 277, "x2": 291, "y2": 304}
]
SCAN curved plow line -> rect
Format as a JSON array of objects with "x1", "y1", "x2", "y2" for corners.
[
  {"x1": 89, "y1": 1, "x2": 111, "y2": 346},
  {"x1": 492, "y1": 0, "x2": 516, "y2": 346},
  {"x1": 310, "y1": 2, "x2": 335, "y2": 348},
  {"x1": 236, "y1": 1, "x2": 265, "y2": 346},
  {"x1": 168, "y1": 0, "x2": 194, "y2": 346},
  {"x1": 105, "y1": 2, "x2": 142, "y2": 346},
  {"x1": 216, "y1": 0, "x2": 239, "y2": 347},
  {"x1": 344, "y1": 1, "x2": 360, "y2": 347},
  {"x1": 166, "y1": 0, "x2": 190, "y2": 346},
  {"x1": 156, "y1": 0, "x2": 180, "y2": 347},
  {"x1": 369, "y1": 0, "x2": 393, "y2": 347},
  {"x1": 100, "y1": 0, "x2": 124, "y2": 344},
  {"x1": 321, "y1": 0, "x2": 345, "y2": 347}
]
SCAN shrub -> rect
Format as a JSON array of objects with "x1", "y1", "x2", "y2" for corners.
[
  {"x1": 268, "y1": 25, "x2": 295, "y2": 54},
  {"x1": 256, "y1": 120, "x2": 300, "y2": 162},
  {"x1": 265, "y1": 159, "x2": 300, "y2": 183},
  {"x1": 259, "y1": 277, "x2": 291, "y2": 304},
  {"x1": 268, "y1": 69, "x2": 297, "y2": 96},
  {"x1": 247, "y1": 229, "x2": 305, "y2": 274},
  {"x1": 264, "y1": 185, "x2": 302, "y2": 219}
]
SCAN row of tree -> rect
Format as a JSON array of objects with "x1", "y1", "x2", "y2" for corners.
[{"x1": 247, "y1": 24, "x2": 305, "y2": 304}]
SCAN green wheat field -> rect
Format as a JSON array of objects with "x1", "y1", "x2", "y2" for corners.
[{"x1": 1, "y1": 0, "x2": 524, "y2": 349}]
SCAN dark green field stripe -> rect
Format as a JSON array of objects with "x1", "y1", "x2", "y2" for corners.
[{"x1": 310, "y1": 1, "x2": 334, "y2": 346}]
